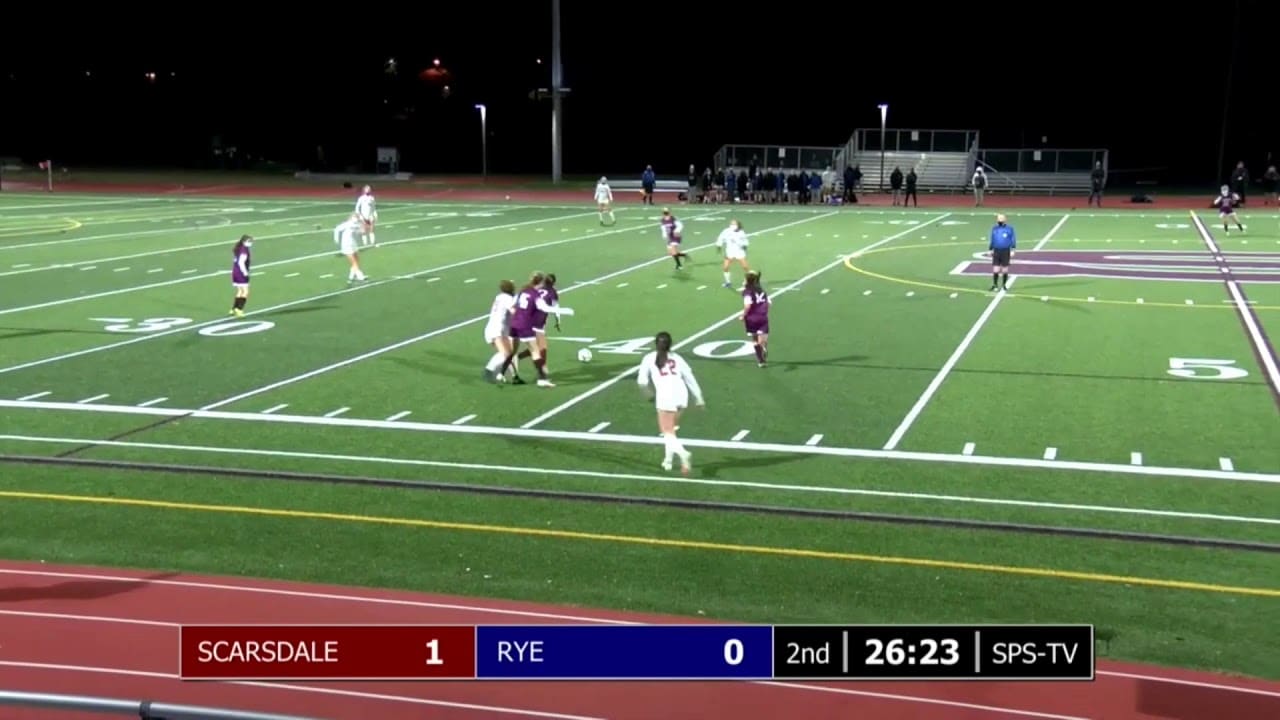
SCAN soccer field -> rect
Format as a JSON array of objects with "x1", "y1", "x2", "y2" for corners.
[{"x1": 0, "y1": 192, "x2": 1277, "y2": 679}]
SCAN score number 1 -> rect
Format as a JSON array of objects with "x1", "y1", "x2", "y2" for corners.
[{"x1": 426, "y1": 639, "x2": 444, "y2": 666}]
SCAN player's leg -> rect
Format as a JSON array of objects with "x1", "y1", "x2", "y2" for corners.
[
  {"x1": 754, "y1": 330, "x2": 768, "y2": 366},
  {"x1": 525, "y1": 338, "x2": 552, "y2": 386},
  {"x1": 485, "y1": 337, "x2": 509, "y2": 382},
  {"x1": 366, "y1": 220, "x2": 376, "y2": 247},
  {"x1": 721, "y1": 257, "x2": 732, "y2": 287},
  {"x1": 1231, "y1": 211, "x2": 1244, "y2": 231},
  {"x1": 1000, "y1": 262, "x2": 1010, "y2": 290},
  {"x1": 535, "y1": 330, "x2": 549, "y2": 366},
  {"x1": 990, "y1": 260, "x2": 1000, "y2": 291}
]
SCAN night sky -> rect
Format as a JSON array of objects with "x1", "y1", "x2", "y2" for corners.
[{"x1": 1, "y1": 2, "x2": 1274, "y2": 185}]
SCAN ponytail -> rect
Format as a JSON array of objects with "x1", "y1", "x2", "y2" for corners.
[{"x1": 654, "y1": 331, "x2": 673, "y2": 369}]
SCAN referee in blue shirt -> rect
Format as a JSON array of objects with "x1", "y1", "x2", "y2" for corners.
[{"x1": 988, "y1": 214, "x2": 1016, "y2": 291}]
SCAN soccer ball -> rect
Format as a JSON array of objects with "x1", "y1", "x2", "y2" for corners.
[{"x1": 577, "y1": 348, "x2": 593, "y2": 363}]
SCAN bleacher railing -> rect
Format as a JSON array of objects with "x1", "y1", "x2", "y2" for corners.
[
  {"x1": 710, "y1": 145, "x2": 841, "y2": 172},
  {"x1": 976, "y1": 148, "x2": 1109, "y2": 175},
  {"x1": 0, "y1": 690, "x2": 326, "y2": 720},
  {"x1": 851, "y1": 128, "x2": 980, "y2": 154}
]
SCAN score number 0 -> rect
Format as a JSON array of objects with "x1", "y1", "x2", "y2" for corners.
[{"x1": 724, "y1": 639, "x2": 744, "y2": 666}]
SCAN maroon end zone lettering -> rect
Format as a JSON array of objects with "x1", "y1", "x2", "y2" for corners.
[
  {"x1": 951, "y1": 250, "x2": 1280, "y2": 283},
  {"x1": 179, "y1": 625, "x2": 475, "y2": 680}
]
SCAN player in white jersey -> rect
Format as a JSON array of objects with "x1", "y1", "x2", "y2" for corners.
[
  {"x1": 333, "y1": 214, "x2": 368, "y2": 283},
  {"x1": 715, "y1": 219, "x2": 750, "y2": 288},
  {"x1": 594, "y1": 177, "x2": 615, "y2": 225},
  {"x1": 355, "y1": 185, "x2": 378, "y2": 246},
  {"x1": 482, "y1": 279, "x2": 523, "y2": 383},
  {"x1": 636, "y1": 331, "x2": 704, "y2": 474}
]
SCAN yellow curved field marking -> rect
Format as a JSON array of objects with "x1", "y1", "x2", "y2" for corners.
[
  {"x1": 843, "y1": 242, "x2": 1280, "y2": 312},
  {"x1": 0, "y1": 217, "x2": 83, "y2": 238}
]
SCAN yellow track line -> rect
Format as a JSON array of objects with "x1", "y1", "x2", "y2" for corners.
[
  {"x1": 843, "y1": 242, "x2": 1280, "y2": 312},
  {"x1": 0, "y1": 218, "x2": 82, "y2": 238},
  {"x1": 2, "y1": 490, "x2": 1276, "y2": 599}
]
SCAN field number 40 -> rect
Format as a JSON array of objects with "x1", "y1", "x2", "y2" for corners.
[{"x1": 1167, "y1": 357, "x2": 1248, "y2": 380}]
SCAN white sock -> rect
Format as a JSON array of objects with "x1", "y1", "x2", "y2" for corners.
[
  {"x1": 486, "y1": 351, "x2": 505, "y2": 371},
  {"x1": 348, "y1": 268, "x2": 357, "y2": 280},
  {"x1": 662, "y1": 433, "x2": 678, "y2": 464},
  {"x1": 608, "y1": 211, "x2": 615, "y2": 222},
  {"x1": 369, "y1": 233, "x2": 376, "y2": 244},
  {"x1": 723, "y1": 272, "x2": 731, "y2": 284}
]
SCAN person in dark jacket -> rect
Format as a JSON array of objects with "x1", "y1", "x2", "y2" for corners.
[
  {"x1": 1263, "y1": 165, "x2": 1279, "y2": 205},
  {"x1": 641, "y1": 165, "x2": 656, "y2": 205},
  {"x1": 904, "y1": 168, "x2": 919, "y2": 206},
  {"x1": 687, "y1": 164, "x2": 699, "y2": 204},
  {"x1": 737, "y1": 169, "x2": 749, "y2": 203},
  {"x1": 714, "y1": 168, "x2": 726, "y2": 203},
  {"x1": 889, "y1": 167, "x2": 904, "y2": 206},
  {"x1": 786, "y1": 172, "x2": 800, "y2": 204},
  {"x1": 1088, "y1": 161, "x2": 1106, "y2": 207},
  {"x1": 843, "y1": 165, "x2": 857, "y2": 203},
  {"x1": 1230, "y1": 161, "x2": 1249, "y2": 205},
  {"x1": 798, "y1": 171, "x2": 810, "y2": 204},
  {"x1": 700, "y1": 168, "x2": 713, "y2": 204}
]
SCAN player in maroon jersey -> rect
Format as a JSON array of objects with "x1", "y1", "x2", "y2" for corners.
[
  {"x1": 493, "y1": 272, "x2": 574, "y2": 387},
  {"x1": 660, "y1": 208, "x2": 690, "y2": 269},
  {"x1": 229, "y1": 234, "x2": 253, "y2": 317},
  {"x1": 741, "y1": 270, "x2": 771, "y2": 367},
  {"x1": 1214, "y1": 185, "x2": 1245, "y2": 233}
]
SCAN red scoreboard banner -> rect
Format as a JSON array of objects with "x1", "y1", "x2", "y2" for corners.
[{"x1": 180, "y1": 625, "x2": 476, "y2": 680}]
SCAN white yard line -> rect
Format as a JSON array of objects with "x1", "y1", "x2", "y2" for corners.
[
  {"x1": 520, "y1": 213, "x2": 948, "y2": 429},
  {"x1": 0, "y1": 210, "x2": 434, "y2": 278},
  {"x1": 1189, "y1": 211, "x2": 1280, "y2": 404},
  {"x1": 194, "y1": 231, "x2": 731, "y2": 411},
  {"x1": 3, "y1": 432, "x2": 1278, "y2": 528},
  {"x1": 0, "y1": 211, "x2": 598, "y2": 317},
  {"x1": 0, "y1": 217, "x2": 646, "y2": 377},
  {"x1": 881, "y1": 214, "x2": 1070, "y2": 450}
]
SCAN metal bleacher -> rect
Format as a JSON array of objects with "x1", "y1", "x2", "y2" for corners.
[{"x1": 710, "y1": 130, "x2": 1107, "y2": 196}]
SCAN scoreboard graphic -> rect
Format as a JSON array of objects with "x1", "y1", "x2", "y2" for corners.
[{"x1": 179, "y1": 624, "x2": 1095, "y2": 682}]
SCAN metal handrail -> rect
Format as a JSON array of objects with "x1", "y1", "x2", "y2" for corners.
[{"x1": 0, "y1": 690, "x2": 328, "y2": 720}]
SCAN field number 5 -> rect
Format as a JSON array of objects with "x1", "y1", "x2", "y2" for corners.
[{"x1": 1167, "y1": 357, "x2": 1248, "y2": 380}]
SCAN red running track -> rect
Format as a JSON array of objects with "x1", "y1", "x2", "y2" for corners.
[
  {"x1": 0, "y1": 561, "x2": 1277, "y2": 719},
  {"x1": 0, "y1": 177, "x2": 1229, "y2": 210}
]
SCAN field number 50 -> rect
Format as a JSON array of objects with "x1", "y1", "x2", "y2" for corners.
[{"x1": 1167, "y1": 357, "x2": 1248, "y2": 380}]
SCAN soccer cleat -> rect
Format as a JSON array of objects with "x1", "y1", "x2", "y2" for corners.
[
  {"x1": 482, "y1": 368, "x2": 498, "y2": 383},
  {"x1": 661, "y1": 459, "x2": 673, "y2": 472},
  {"x1": 989, "y1": 285, "x2": 998, "y2": 291},
  {"x1": 537, "y1": 379, "x2": 556, "y2": 388},
  {"x1": 678, "y1": 450, "x2": 692, "y2": 474},
  {"x1": 233, "y1": 309, "x2": 245, "y2": 318},
  {"x1": 511, "y1": 376, "x2": 526, "y2": 385},
  {"x1": 722, "y1": 282, "x2": 732, "y2": 288}
]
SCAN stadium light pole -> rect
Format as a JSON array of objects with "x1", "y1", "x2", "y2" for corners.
[
  {"x1": 475, "y1": 104, "x2": 488, "y2": 180},
  {"x1": 550, "y1": 0, "x2": 564, "y2": 184},
  {"x1": 878, "y1": 103, "x2": 888, "y2": 193}
]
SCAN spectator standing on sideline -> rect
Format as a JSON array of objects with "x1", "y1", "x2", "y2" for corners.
[
  {"x1": 798, "y1": 170, "x2": 811, "y2": 204},
  {"x1": 1231, "y1": 161, "x2": 1249, "y2": 205},
  {"x1": 700, "y1": 168, "x2": 713, "y2": 204},
  {"x1": 852, "y1": 163, "x2": 864, "y2": 192},
  {"x1": 988, "y1": 213, "x2": 1016, "y2": 292},
  {"x1": 1263, "y1": 164, "x2": 1279, "y2": 205},
  {"x1": 904, "y1": 168, "x2": 919, "y2": 207},
  {"x1": 889, "y1": 166, "x2": 904, "y2": 206},
  {"x1": 714, "y1": 167, "x2": 726, "y2": 203},
  {"x1": 726, "y1": 170, "x2": 737, "y2": 203},
  {"x1": 843, "y1": 165, "x2": 858, "y2": 203},
  {"x1": 787, "y1": 171, "x2": 800, "y2": 204},
  {"x1": 809, "y1": 171, "x2": 823, "y2": 204},
  {"x1": 736, "y1": 169, "x2": 748, "y2": 203},
  {"x1": 687, "y1": 164, "x2": 698, "y2": 204},
  {"x1": 641, "y1": 165, "x2": 656, "y2": 205},
  {"x1": 1088, "y1": 161, "x2": 1106, "y2": 207},
  {"x1": 972, "y1": 165, "x2": 988, "y2": 206},
  {"x1": 821, "y1": 165, "x2": 837, "y2": 203},
  {"x1": 775, "y1": 169, "x2": 785, "y2": 204}
]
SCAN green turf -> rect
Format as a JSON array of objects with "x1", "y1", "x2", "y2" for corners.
[{"x1": 0, "y1": 193, "x2": 1277, "y2": 680}]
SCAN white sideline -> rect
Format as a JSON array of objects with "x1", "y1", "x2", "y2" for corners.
[
  {"x1": 9, "y1": 395, "x2": 1278, "y2": 487},
  {"x1": 1, "y1": 433, "x2": 1274, "y2": 526}
]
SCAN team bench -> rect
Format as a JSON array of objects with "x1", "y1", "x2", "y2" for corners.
[{"x1": 609, "y1": 179, "x2": 689, "y2": 194}]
